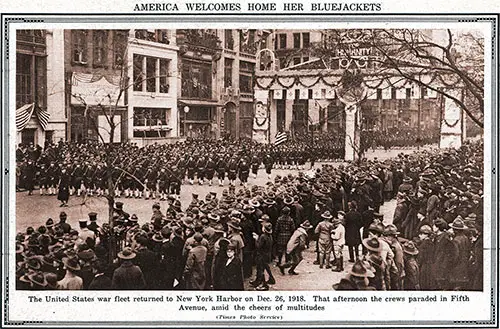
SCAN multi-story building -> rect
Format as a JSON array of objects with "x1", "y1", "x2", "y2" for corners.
[
  {"x1": 16, "y1": 29, "x2": 66, "y2": 146},
  {"x1": 254, "y1": 29, "x2": 443, "y2": 147}
]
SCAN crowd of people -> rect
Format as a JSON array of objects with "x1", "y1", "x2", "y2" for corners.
[
  {"x1": 362, "y1": 128, "x2": 440, "y2": 151},
  {"x1": 15, "y1": 138, "x2": 483, "y2": 291}
]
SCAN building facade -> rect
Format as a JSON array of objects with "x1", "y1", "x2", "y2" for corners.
[{"x1": 16, "y1": 29, "x2": 66, "y2": 146}]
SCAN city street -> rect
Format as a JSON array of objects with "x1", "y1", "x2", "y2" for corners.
[{"x1": 15, "y1": 148, "x2": 406, "y2": 291}]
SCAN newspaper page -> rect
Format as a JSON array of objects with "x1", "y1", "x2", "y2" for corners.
[{"x1": 1, "y1": 0, "x2": 498, "y2": 327}]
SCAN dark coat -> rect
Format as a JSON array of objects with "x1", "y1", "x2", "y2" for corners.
[
  {"x1": 449, "y1": 233, "x2": 471, "y2": 287},
  {"x1": 88, "y1": 274, "x2": 112, "y2": 290},
  {"x1": 469, "y1": 234, "x2": 483, "y2": 291},
  {"x1": 135, "y1": 247, "x2": 160, "y2": 289},
  {"x1": 111, "y1": 261, "x2": 146, "y2": 290},
  {"x1": 416, "y1": 237, "x2": 435, "y2": 290},
  {"x1": 221, "y1": 257, "x2": 244, "y2": 290},
  {"x1": 403, "y1": 256, "x2": 420, "y2": 290},
  {"x1": 432, "y1": 232, "x2": 458, "y2": 288},
  {"x1": 344, "y1": 210, "x2": 363, "y2": 246},
  {"x1": 184, "y1": 245, "x2": 207, "y2": 290},
  {"x1": 274, "y1": 215, "x2": 295, "y2": 247},
  {"x1": 255, "y1": 233, "x2": 273, "y2": 264}
]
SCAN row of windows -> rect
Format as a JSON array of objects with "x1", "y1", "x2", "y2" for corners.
[
  {"x1": 276, "y1": 32, "x2": 310, "y2": 49},
  {"x1": 133, "y1": 55, "x2": 170, "y2": 93},
  {"x1": 71, "y1": 30, "x2": 128, "y2": 68},
  {"x1": 224, "y1": 59, "x2": 255, "y2": 93}
]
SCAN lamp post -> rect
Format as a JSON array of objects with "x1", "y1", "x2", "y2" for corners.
[{"x1": 183, "y1": 106, "x2": 190, "y2": 137}]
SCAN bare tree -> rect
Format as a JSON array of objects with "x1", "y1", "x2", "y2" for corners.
[{"x1": 311, "y1": 29, "x2": 485, "y2": 128}]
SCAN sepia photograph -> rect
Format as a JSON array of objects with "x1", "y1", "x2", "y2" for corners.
[{"x1": 13, "y1": 26, "x2": 486, "y2": 294}]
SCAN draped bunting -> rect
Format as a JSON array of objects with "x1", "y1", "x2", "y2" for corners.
[
  {"x1": 71, "y1": 72, "x2": 121, "y2": 86},
  {"x1": 16, "y1": 103, "x2": 35, "y2": 132},
  {"x1": 16, "y1": 103, "x2": 51, "y2": 131}
]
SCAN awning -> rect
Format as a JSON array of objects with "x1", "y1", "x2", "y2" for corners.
[{"x1": 179, "y1": 99, "x2": 224, "y2": 107}]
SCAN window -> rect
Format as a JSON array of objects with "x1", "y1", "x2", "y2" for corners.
[
  {"x1": 302, "y1": 32, "x2": 310, "y2": 48},
  {"x1": 159, "y1": 59, "x2": 170, "y2": 93},
  {"x1": 240, "y1": 29, "x2": 256, "y2": 54},
  {"x1": 133, "y1": 54, "x2": 144, "y2": 91},
  {"x1": 133, "y1": 55, "x2": 170, "y2": 94},
  {"x1": 239, "y1": 61, "x2": 254, "y2": 94},
  {"x1": 16, "y1": 54, "x2": 33, "y2": 108},
  {"x1": 181, "y1": 60, "x2": 212, "y2": 99},
  {"x1": 146, "y1": 57, "x2": 156, "y2": 92},
  {"x1": 72, "y1": 30, "x2": 88, "y2": 64},
  {"x1": 303, "y1": 56, "x2": 309, "y2": 63},
  {"x1": 279, "y1": 34, "x2": 287, "y2": 49},
  {"x1": 239, "y1": 102, "x2": 253, "y2": 140},
  {"x1": 93, "y1": 31, "x2": 107, "y2": 67},
  {"x1": 113, "y1": 30, "x2": 128, "y2": 68},
  {"x1": 224, "y1": 30, "x2": 234, "y2": 49},
  {"x1": 293, "y1": 33, "x2": 301, "y2": 49},
  {"x1": 293, "y1": 57, "x2": 301, "y2": 66},
  {"x1": 133, "y1": 107, "x2": 169, "y2": 126},
  {"x1": 224, "y1": 58, "x2": 233, "y2": 88}
]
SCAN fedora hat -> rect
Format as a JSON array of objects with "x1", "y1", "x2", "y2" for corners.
[
  {"x1": 152, "y1": 232, "x2": 164, "y2": 243},
  {"x1": 62, "y1": 257, "x2": 81, "y2": 271},
  {"x1": 368, "y1": 222, "x2": 384, "y2": 234},
  {"x1": 249, "y1": 199, "x2": 260, "y2": 208},
  {"x1": 212, "y1": 223, "x2": 225, "y2": 233},
  {"x1": 349, "y1": 260, "x2": 375, "y2": 278},
  {"x1": 403, "y1": 241, "x2": 419, "y2": 255},
  {"x1": 362, "y1": 237, "x2": 382, "y2": 253},
  {"x1": 449, "y1": 216, "x2": 468, "y2": 230},
  {"x1": 283, "y1": 195, "x2": 294, "y2": 205},
  {"x1": 26, "y1": 256, "x2": 42, "y2": 270},
  {"x1": 118, "y1": 247, "x2": 136, "y2": 260},
  {"x1": 403, "y1": 176, "x2": 412, "y2": 183},
  {"x1": 77, "y1": 249, "x2": 96, "y2": 261},
  {"x1": 242, "y1": 205, "x2": 255, "y2": 214},
  {"x1": 321, "y1": 211, "x2": 333, "y2": 220},
  {"x1": 300, "y1": 220, "x2": 313, "y2": 230},
  {"x1": 208, "y1": 213, "x2": 221, "y2": 222}
]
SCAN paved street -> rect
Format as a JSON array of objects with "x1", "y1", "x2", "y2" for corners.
[{"x1": 15, "y1": 149, "x2": 405, "y2": 291}]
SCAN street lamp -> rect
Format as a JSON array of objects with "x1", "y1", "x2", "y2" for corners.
[{"x1": 183, "y1": 106, "x2": 190, "y2": 137}]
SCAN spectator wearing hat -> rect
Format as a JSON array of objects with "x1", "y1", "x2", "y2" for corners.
[
  {"x1": 134, "y1": 235, "x2": 158, "y2": 290},
  {"x1": 432, "y1": 218, "x2": 458, "y2": 290},
  {"x1": 28, "y1": 271, "x2": 48, "y2": 290},
  {"x1": 212, "y1": 237, "x2": 230, "y2": 290},
  {"x1": 87, "y1": 212, "x2": 100, "y2": 237},
  {"x1": 382, "y1": 224, "x2": 404, "y2": 290},
  {"x1": 219, "y1": 243, "x2": 244, "y2": 290},
  {"x1": 112, "y1": 247, "x2": 146, "y2": 290},
  {"x1": 274, "y1": 206, "x2": 295, "y2": 266},
  {"x1": 469, "y1": 218, "x2": 483, "y2": 291},
  {"x1": 58, "y1": 212, "x2": 71, "y2": 234},
  {"x1": 333, "y1": 260, "x2": 376, "y2": 291},
  {"x1": 78, "y1": 219, "x2": 95, "y2": 247},
  {"x1": 449, "y1": 216, "x2": 471, "y2": 290},
  {"x1": 88, "y1": 260, "x2": 112, "y2": 290},
  {"x1": 315, "y1": 211, "x2": 334, "y2": 269},
  {"x1": 183, "y1": 233, "x2": 207, "y2": 290},
  {"x1": 279, "y1": 220, "x2": 312, "y2": 275},
  {"x1": 251, "y1": 222, "x2": 275, "y2": 290},
  {"x1": 57, "y1": 257, "x2": 83, "y2": 290},
  {"x1": 331, "y1": 217, "x2": 345, "y2": 272},
  {"x1": 227, "y1": 220, "x2": 245, "y2": 262},
  {"x1": 345, "y1": 201, "x2": 363, "y2": 263},
  {"x1": 160, "y1": 226, "x2": 185, "y2": 290},
  {"x1": 402, "y1": 241, "x2": 420, "y2": 290},
  {"x1": 415, "y1": 225, "x2": 435, "y2": 290}
]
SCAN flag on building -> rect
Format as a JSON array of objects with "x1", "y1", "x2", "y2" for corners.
[
  {"x1": 273, "y1": 89, "x2": 283, "y2": 99},
  {"x1": 286, "y1": 89, "x2": 295, "y2": 99},
  {"x1": 35, "y1": 106, "x2": 51, "y2": 131},
  {"x1": 16, "y1": 103, "x2": 35, "y2": 132},
  {"x1": 275, "y1": 131, "x2": 288, "y2": 146},
  {"x1": 299, "y1": 88, "x2": 309, "y2": 99},
  {"x1": 381, "y1": 87, "x2": 392, "y2": 99},
  {"x1": 254, "y1": 89, "x2": 269, "y2": 100}
]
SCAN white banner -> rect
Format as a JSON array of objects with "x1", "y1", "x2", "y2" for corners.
[
  {"x1": 254, "y1": 89, "x2": 269, "y2": 100},
  {"x1": 312, "y1": 89, "x2": 323, "y2": 99},
  {"x1": 299, "y1": 88, "x2": 309, "y2": 99},
  {"x1": 381, "y1": 88, "x2": 392, "y2": 99},
  {"x1": 395, "y1": 88, "x2": 407, "y2": 99},
  {"x1": 273, "y1": 89, "x2": 283, "y2": 99}
]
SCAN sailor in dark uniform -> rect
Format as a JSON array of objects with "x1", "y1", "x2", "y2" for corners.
[
  {"x1": 205, "y1": 155, "x2": 216, "y2": 186},
  {"x1": 251, "y1": 155, "x2": 260, "y2": 179},
  {"x1": 47, "y1": 162, "x2": 59, "y2": 196},
  {"x1": 196, "y1": 155, "x2": 206, "y2": 185},
  {"x1": 238, "y1": 158, "x2": 250, "y2": 187},
  {"x1": 263, "y1": 154, "x2": 274, "y2": 180},
  {"x1": 186, "y1": 156, "x2": 196, "y2": 185},
  {"x1": 227, "y1": 157, "x2": 238, "y2": 186},
  {"x1": 145, "y1": 166, "x2": 158, "y2": 200},
  {"x1": 216, "y1": 155, "x2": 227, "y2": 186}
]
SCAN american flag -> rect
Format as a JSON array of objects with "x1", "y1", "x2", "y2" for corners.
[
  {"x1": 16, "y1": 103, "x2": 35, "y2": 131},
  {"x1": 274, "y1": 131, "x2": 288, "y2": 146},
  {"x1": 36, "y1": 106, "x2": 51, "y2": 131}
]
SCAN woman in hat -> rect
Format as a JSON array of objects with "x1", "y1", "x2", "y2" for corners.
[
  {"x1": 402, "y1": 241, "x2": 420, "y2": 290},
  {"x1": 314, "y1": 211, "x2": 334, "y2": 269},
  {"x1": 333, "y1": 260, "x2": 376, "y2": 291},
  {"x1": 220, "y1": 243, "x2": 244, "y2": 290},
  {"x1": 57, "y1": 257, "x2": 83, "y2": 290}
]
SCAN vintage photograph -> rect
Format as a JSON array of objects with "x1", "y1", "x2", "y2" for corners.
[{"x1": 14, "y1": 27, "x2": 484, "y2": 292}]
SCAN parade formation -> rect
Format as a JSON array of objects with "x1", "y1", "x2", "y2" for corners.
[{"x1": 15, "y1": 138, "x2": 483, "y2": 291}]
